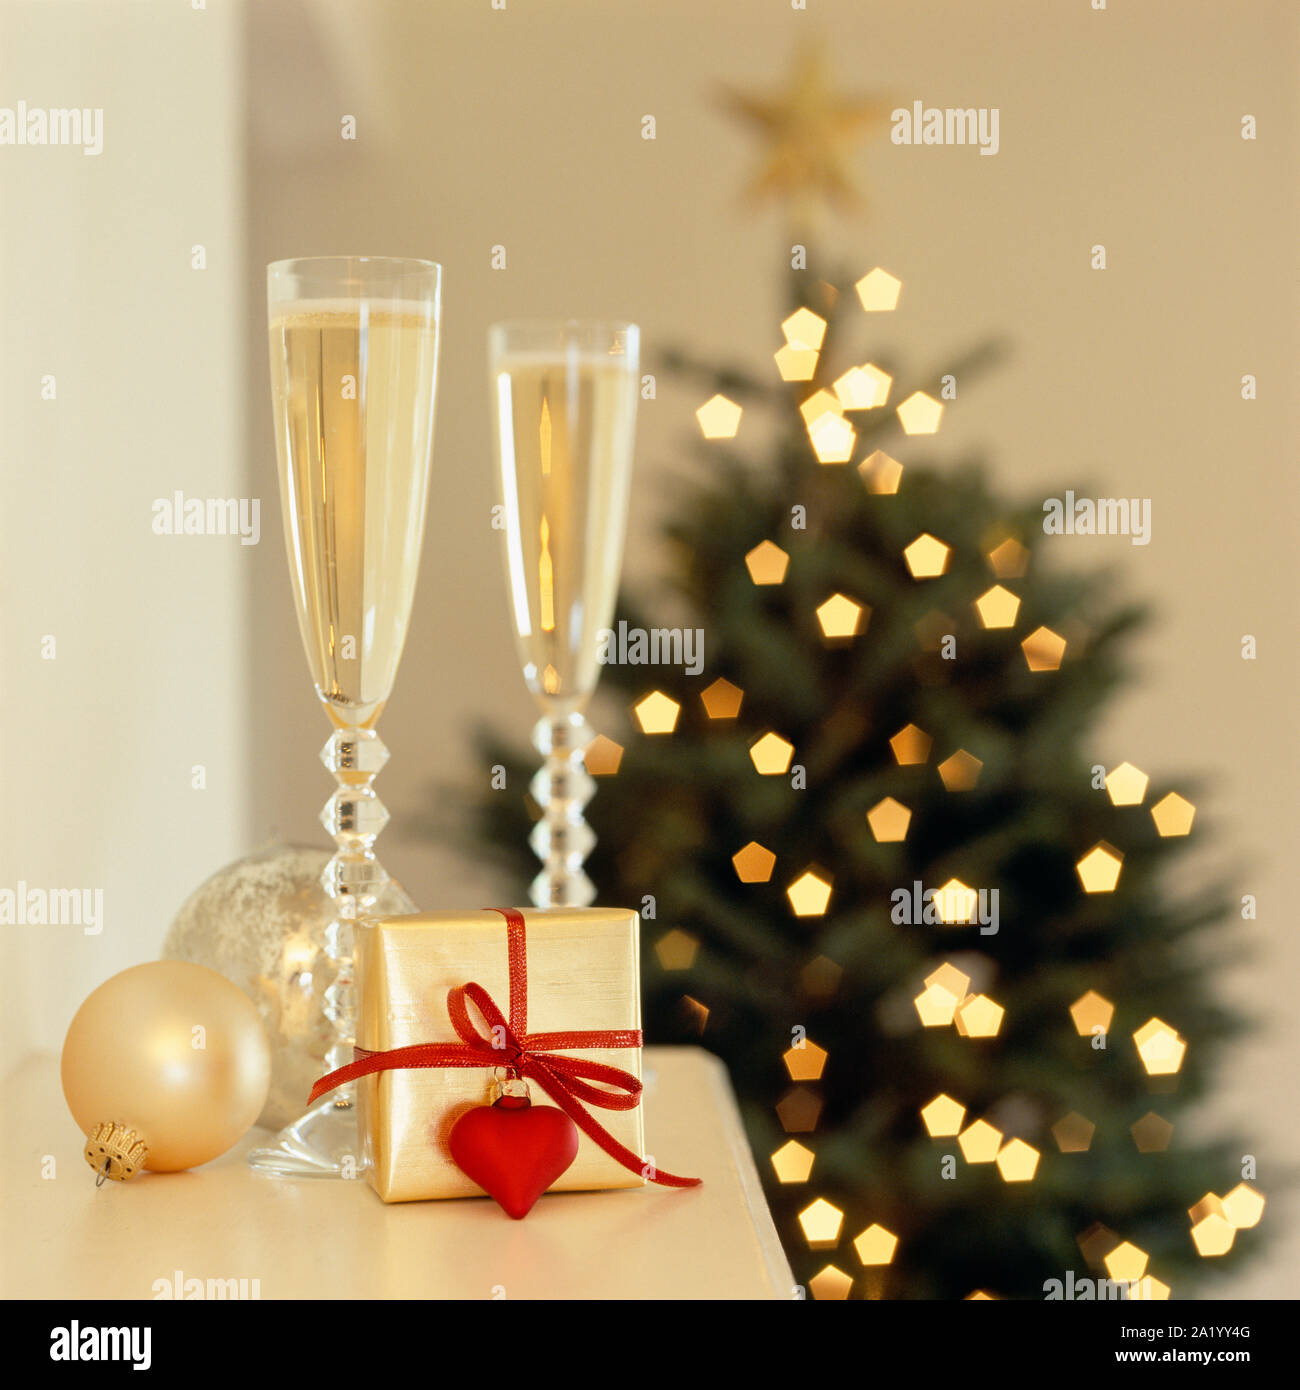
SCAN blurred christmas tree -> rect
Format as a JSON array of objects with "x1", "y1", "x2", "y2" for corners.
[{"x1": 439, "y1": 49, "x2": 1260, "y2": 1298}]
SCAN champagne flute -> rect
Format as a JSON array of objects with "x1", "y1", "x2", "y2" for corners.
[
  {"x1": 250, "y1": 256, "x2": 441, "y2": 1177},
  {"x1": 488, "y1": 320, "x2": 639, "y2": 907}
]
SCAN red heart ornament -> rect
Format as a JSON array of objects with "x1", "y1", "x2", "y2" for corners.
[{"x1": 448, "y1": 1099, "x2": 580, "y2": 1219}]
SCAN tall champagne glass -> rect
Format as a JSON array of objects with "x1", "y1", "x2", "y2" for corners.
[
  {"x1": 488, "y1": 320, "x2": 638, "y2": 907},
  {"x1": 250, "y1": 256, "x2": 441, "y2": 1176}
]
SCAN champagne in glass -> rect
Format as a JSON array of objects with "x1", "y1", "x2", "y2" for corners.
[
  {"x1": 250, "y1": 257, "x2": 441, "y2": 1177},
  {"x1": 272, "y1": 302, "x2": 438, "y2": 729},
  {"x1": 489, "y1": 322, "x2": 638, "y2": 906}
]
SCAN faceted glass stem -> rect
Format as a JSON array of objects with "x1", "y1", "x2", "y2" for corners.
[
  {"x1": 247, "y1": 728, "x2": 390, "y2": 1177},
  {"x1": 317, "y1": 727, "x2": 391, "y2": 1071},
  {"x1": 528, "y1": 711, "x2": 597, "y2": 908}
]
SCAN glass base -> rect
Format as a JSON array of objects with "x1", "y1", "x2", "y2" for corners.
[{"x1": 246, "y1": 1088, "x2": 362, "y2": 1179}]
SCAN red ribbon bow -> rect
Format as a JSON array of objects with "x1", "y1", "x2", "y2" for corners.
[{"x1": 309, "y1": 907, "x2": 699, "y2": 1189}]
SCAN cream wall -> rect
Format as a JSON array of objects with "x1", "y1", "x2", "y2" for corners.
[{"x1": 1, "y1": 3, "x2": 248, "y2": 1055}]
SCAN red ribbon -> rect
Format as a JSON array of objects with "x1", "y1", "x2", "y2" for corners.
[{"x1": 309, "y1": 908, "x2": 699, "y2": 1189}]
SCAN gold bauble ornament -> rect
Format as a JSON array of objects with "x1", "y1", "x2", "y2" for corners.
[
  {"x1": 160, "y1": 843, "x2": 414, "y2": 1129},
  {"x1": 62, "y1": 960, "x2": 272, "y2": 1180}
]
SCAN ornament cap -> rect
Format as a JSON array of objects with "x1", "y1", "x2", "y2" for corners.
[
  {"x1": 84, "y1": 1121, "x2": 148, "y2": 1184},
  {"x1": 489, "y1": 1076, "x2": 531, "y2": 1109}
]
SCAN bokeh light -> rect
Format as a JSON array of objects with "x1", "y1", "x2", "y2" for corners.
[
  {"x1": 782, "y1": 307, "x2": 827, "y2": 349},
  {"x1": 808, "y1": 1265, "x2": 853, "y2": 1300},
  {"x1": 920, "y1": 1093, "x2": 967, "y2": 1137},
  {"x1": 938, "y1": 749, "x2": 983, "y2": 791},
  {"x1": 798, "y1": 1197, "x2": 844, "y2": 1250},
  {"x1": 744, "y1": 539, "x2": 789, "y2": 585},
  {"x1": 816, "y1": 592, "x2": 868, "y2": 639},
  {"x1": 783, "y1": 1040, "x2": 828, "y2": 1082},
  {"x1": 776, "y1": 1087, "x2": 822, "y2": 1133},
  {"x1": 1069, "y1": 990, "x2": 1114, "y2": 1036},
  {"x1": 934, "y1": 878, "x2": 977, "y2": 924},
  {"x1": 957, "y1": 1120, "x2": 1003, "y2": 1164},
  {"x1": 1151, "y1": 792, "x2": 1196, "y2": 837},
  {"x1": 1105, "y1": 762, "x2": 1149, "y2": 806},
  {"x1": 995, "y1": 1139, "x2": 1040, "y2": 1182},
  {"x1": 800, "y1": 955, "x2": 842, "y2": 997},
  {"x1": 732, "y1": 841, "x2": 777, "y2": 883},
  {"x1": 890, "y1": 723, "x2": 932, "y2": 764},
  {"x1": 1104, "y1": 1242, "x2": 1149, "y2": 1283},
  {"x1": 1133, "y1": 1017, "x2": 1186, "y2": 1076},
  {"x1": 1051, "y1": 1112, "x2": 1096, "y2": 1153},
  {"x1": 955, "y1": 994, "x2": 1004, "y2": 1037},
  {"x1": 1131, "y1": 1112, "x2": 1174, "y2": 1153},
  {"x1": 903, "y1": 532, "x2": 951, "y2": 578},
  {"x1": 808, "y1": 412, "x2": 856, "y2": 464},
  {"x1": 695, "y1": 393, "x2": 742, "y2": 439},
  {"x1": 896, "y1": 390, "x2": 943, "y2": 435},
  {"x1": 855, "y1": 266, "x2": 902, "y2": 311},
  {"x1": 974, "y1": 584, "x2": 1021, "y2": 629},
  {"x1": 866, "y1": 796, "x2": 912, "y2": 842},
  {"x1": 787, "y1": 869, "x2": 833, "y2": 917},
  {"x1": 701, "y1": 676, "x2": 744, "y2": 719},
  {"x1": 987, "y1": 537, "x2": 1029, "y2": 578},
  {"x1": 750, "y1": 731, "x2": 795, "y2": 774},
  {"x1": 1222, "y1": 1183, "x2": 1265, "y2": 1229},
  {"x1": 1190, "y1": 1212, "x2": 1235, "y2": 1257},
  {"x1": 853, "y1": 1224, "x2": 898, "y2": 1266},
  {"x1": 771, "y1": 1139, "x2": 816, "y2": 1184},
  {"x1": 680, "y1": 995, "x2": 709, "y2": 1034},
  {"x1": 1021, "y1": 626, "x2": 1066, "y2": 671},
  {"x1": 799, "y1": 388, "x2": 842, "y2": 425},
  {"x1": 857, "y1": 448, "x2": 904, "y2": 494},
  {"x1": 1076, "y1": 842, "x2": 1123, "y2": 894},
  {"x1": 926, "y1": 962, "x2": 971, "y2": 1000},
  {"x1": 914, "y1": 983, "x2": 961, "y2": 1027},
  {"x1": 654, "y1": 929, "x2": 698, "y2": 971},
  {"x1": 834, "y1": 363, "x2": 891, "y2": 409},
  {"x1": 633, "y1": 690, "x2": 681, "y2": 735},
  {"x1": 774, "y1": 342, "x2": 819, "y2": 381},
  {"x1": 584, "y1": 733, "x2": 624, "y2": 776}
]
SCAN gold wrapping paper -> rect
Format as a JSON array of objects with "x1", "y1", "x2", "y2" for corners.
[{"x1": 356, "y1": 907, "x2": 645, "y2": 1203}]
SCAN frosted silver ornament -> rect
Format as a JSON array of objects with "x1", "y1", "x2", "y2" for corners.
[{"x1": 161, "y1": 843, "x2": 414, "y2": 1130}]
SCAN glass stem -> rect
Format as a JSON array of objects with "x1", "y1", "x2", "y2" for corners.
[
  {"x1": 318, "y1": 728, "x2": 391, "y2": 1088},
  {"x1": 529, "y1": 711, "x2": 596, "y2": 908}
]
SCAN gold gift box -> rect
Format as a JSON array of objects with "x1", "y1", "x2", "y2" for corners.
[{"x1": 356, "y1": 906, "x2": 646, "y2": 1203}]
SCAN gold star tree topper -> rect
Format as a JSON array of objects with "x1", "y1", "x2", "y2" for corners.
[{"x1": 720, "y1": 45, "x2": 891, "y2": 223}]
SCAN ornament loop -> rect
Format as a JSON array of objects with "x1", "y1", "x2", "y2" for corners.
[{"x1": 82, "y1": 1121, "x2": 148, "y2": 1183}]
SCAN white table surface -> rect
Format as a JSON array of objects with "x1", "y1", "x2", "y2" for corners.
[{"x1": 3, "y1": 1046, "x2": 793, "y2": 1300}]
